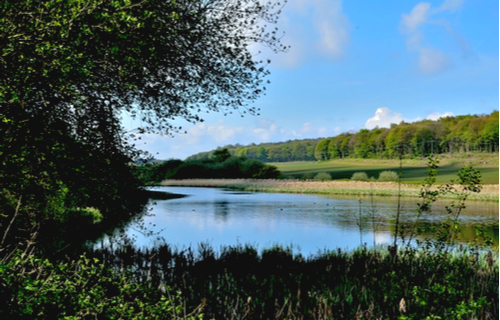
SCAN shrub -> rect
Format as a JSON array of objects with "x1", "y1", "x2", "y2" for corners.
[
  {"x1": 378, "y1": 170, "x2": 399, "y2": 181},
  {"x1": 313, "y1": 172, "x2": 332, "y2": 181},
  {"x1": 351, "y1": 172, "x2": 368, "y2": 181},
  {"x1": 254, "y1": 165, "x2": 281, "y2": 179},
  {"x1": 0, "y1": 252, "x2": 203, "y2": 319},
  {"x1": 302, "y1": 173, "x2": 315, "y2": 180}
]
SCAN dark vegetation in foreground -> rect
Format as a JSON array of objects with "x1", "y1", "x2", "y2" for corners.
[
  {"x1": 135, "y1": 148, "x2": 281, "y2": 184},
  {"x1": 2, "y1": 244, "x2": 498, "y2": 319}
]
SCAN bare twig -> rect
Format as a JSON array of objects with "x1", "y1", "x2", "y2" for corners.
[{"x1": 1, "y1": 195, "x2": 22, "y2": 248}]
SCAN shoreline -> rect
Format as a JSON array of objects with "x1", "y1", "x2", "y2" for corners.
[{"x1": 159, "y1": 179, "x2": 499, "y2": 202}]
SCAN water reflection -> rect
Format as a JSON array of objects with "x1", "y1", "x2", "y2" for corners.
[
  {"x1": 214, "y1": 201, "x2": 230, "y2": 221},
  {"x1": 119, "y1": 186, "x2": 498, "y2": 255}
]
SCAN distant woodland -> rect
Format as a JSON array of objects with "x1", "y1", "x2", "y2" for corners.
[{"x1": 187, "y1": 111, "x2": 499, "y2": 162}]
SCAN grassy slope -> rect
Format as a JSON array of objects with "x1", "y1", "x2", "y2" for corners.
[{"x1": 271, "y1": 153, "x2": 499, "y2": 184}]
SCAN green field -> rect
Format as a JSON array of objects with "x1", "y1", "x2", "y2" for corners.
[{"x1": 271, "y1": 154, "x2": 499, "y2": 184}]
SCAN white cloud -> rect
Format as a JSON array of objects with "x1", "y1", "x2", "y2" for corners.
[
  {"x1": 253, "y1": 0, "x2": 351, "y2": 68},
  {"x1": 418, "y1": 48, "x2": 451, "y2": 74},
  {"x1": 365, "y1": 108, "x2": 455, "y2": 129},
  {"x1": 401, "y1": 2, "x2": 431, "y2": 32},
  {"x1": 435, "y1": 0, "x2": 464, "y2": 13},
  {"x1": 252, "y1": 118, "x2": 278, "y2": 141},
  {"x1": 137, "y1": 116, "x2": 349, "y2": 159},
  {"x1": 427, "y1": 111, "x2": 454, "y2": 120},
  {"x1": 400, "y1": 0, "x2": 465, "y2": 74},
  {"x1": 291, "y1": 122, "x2": 329, "y2": 138},
  {"x1": 182, "y1": 120, "x2": 244, "y2": 144},
  {"x1": 365, "y1": 107, "x2": 404, "y2": 129},
  {"x1": 314, "y1": 0, "x2": 351, "y2": 59}
]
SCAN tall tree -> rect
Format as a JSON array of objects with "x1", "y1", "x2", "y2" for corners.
[
  {"x1": 314, "y1": 139, "x2": 330, "y2": 161},
  {"x1": 0, "y1": 0, "x2": 287, "y2": 250}
]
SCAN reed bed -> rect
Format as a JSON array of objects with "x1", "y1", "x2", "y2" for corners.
[
  {"x1": 85, "y1": 243, "x2": 498, "y2": 319},
  {"x1": 160, "y1": 179, "x2": 499, "y2": 201}
]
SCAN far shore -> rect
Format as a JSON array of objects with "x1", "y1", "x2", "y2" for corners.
[{"x1": 159, "y1": 179, "x2": 499, "y2": 201}]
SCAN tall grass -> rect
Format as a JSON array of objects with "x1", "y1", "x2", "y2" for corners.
[
  {"x1": 83, "y1": 243, "x2": 498, "y2": 319},
  {"x1": 160, "y1": 179, "x2": 499, "y2": 201}
]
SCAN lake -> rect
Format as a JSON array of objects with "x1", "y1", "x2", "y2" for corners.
[{"x1": 113, "y1": 186, "x2": 499, "y2": 256}]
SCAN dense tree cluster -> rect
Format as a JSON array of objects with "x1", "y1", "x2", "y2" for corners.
[
  {"x1": 0, "y1": 0, "x2": 287, "y2": 252},
  {"x1": 188, "y1": 138, "x2": 320, "y2": 162},
  {"x1": 136, "y1": 149, "x2": 281, "y2": 183},
  {"x1": 188, "y1": 112, "x2": 499, "y2": 162}
]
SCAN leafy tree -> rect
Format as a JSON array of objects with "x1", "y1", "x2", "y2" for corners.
[
  {"x1": 314, "y1": 139, "x2": 330, "y2": 161},
  {"x1": 214, "y1": 148, "x2": 232, "y2": 163},
  {"x1": 0, "y1": 0, "x2": 288, "y2": 251},
  {"x1": 186, "y1": 112, "x2": 498, "y2": 162},
  {"x1": 385, "y1": 124, "x2": 416, "y2": 157},
  {"x1": 372, "y1": 128, "x2": 389, "y2": 157},
  {"x1": 353, "y1": 129, "x2": 372, "y2": 158},
  {"x1": 255, "y1": 146, "x2": 268, "y2": 161},
  {"x1": 412, "y1": 124, "x2": 433, "y2": 156},
  {"x1": 479, "y1": 111, "x2": 499, "y2": 152},
  {"x1": 290, "y1": 141, "x2": 306, "y2": 161}
]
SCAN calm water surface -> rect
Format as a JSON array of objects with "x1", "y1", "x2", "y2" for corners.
[{"x1": 117, "y1": 186, "x2": 498, "y2": 255}]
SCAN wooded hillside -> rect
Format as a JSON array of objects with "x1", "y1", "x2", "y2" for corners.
[{"x1": 187, "y1": 111, "x2": 499, "y2": 162}]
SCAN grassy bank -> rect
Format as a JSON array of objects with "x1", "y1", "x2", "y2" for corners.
[
  {"x1": 2, "y1": 244, "x2": 497, "y2": 319},
  {"x1": 160, "y1": 179, "x2": 499, "y2": 201},
  {"x1": 271, "y1": 154, "x2": 499, "y2": 184}
]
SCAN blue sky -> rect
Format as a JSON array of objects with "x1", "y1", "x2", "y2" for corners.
[{"x1": 125, "y1": 0, "x2": 499, "y2": 160}]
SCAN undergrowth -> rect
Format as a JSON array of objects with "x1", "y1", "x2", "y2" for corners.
[{"x1": 1, "y1": 244, "x2": 497, "y2": 319}]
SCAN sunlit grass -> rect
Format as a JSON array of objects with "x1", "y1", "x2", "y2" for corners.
[{"x1": 270, "y1": 154, "x2": 499, "y2": 184}]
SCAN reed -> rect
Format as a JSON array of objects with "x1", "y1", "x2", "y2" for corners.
[
  {"x1": 3, "y1": 242, "x2": 496, "y2": 319},
  {"x1": 160, "y1": 179, "x2": 499, "y2": 201},
  {"x1": 82, "y1": 243, "x2": 498, "y2": 319}
]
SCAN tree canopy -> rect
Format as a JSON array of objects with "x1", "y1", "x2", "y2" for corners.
[
  {"x1": 0, "y1": 0, "x2": 288, "y2": 252},
  {"x1": 2, "y1": 0, "x2": 287, "y2": 137},
  {"x1": 188, "y1": 111, "x2": 499, "y2": 162}
]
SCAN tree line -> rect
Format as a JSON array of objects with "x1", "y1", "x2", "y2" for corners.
[
  {"x1": 187, "y1": 111, "x2": 499, "y2": 162},
  {"x1": 136, "y1": 148, "x2": 281, "y2": 183}
]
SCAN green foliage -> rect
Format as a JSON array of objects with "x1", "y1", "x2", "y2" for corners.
[
  {"x1": 0, "y1": 116, "x2": 147, "y2": 254},
  {"x1": 4, "y1": 244, "x2": 490, "y2": 320},
  {"x1": 213, "y1": 148, "x2": 232, "y2": 163},
  {"x1": 314, "y1": 139, "x2": 330, "y2": 161},
  {"x1": 67, "y1": 207, "x2": 103, "y2": 224},
  {"x1": 188, "y1": 112, "x2": 499, "y2": 162},
  {"x1": 313, "y1": 172, "x2": 332, "y2": 181},
  {"x1": 136, "y1": 156, "x2": 281, "y2": 182},
  {"x1": 396, "y1": 156, "x2": 488, "y2": 253},
  {"x1": 255, "y1": 165, "x2": 281, "y2": 179},
  {"x1": 0, "y1": 252, "x2": 204, "y2": 319},
  {"x1": 378, "y1": 170, "x2": 399, "y2": 181},
  {"x1": 1, "y1": 0, "x2": 287, "y2": 135},
  {"x1": 351, "y1": 172, "x2": 369, "y2": 181},
  {"x1": 1, "y1": 0, "x2": 287, "y2": 253}
]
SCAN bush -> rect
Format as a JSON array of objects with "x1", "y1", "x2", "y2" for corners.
[
  {"x1": 378, "y1": 170, "x2": 399, "y2": 181},
  {"x1": 254, "y1": 165, "x2": 281, "y2": 179},
  {"x1": 351, "y1": 172, "x2": 369, "y2": 181},
  {"x1": 137, "y1": 156, "x2": 282, "y2": 180},
  {"x1": 302, "y1": 173, "x2": 315, "y2": 180},
  {"x1": 313, "y1": 172, "x2": 332, "y2": 181},
  {"x1": 0, "y1": 252, "x2": 203, "y2": 319}
]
